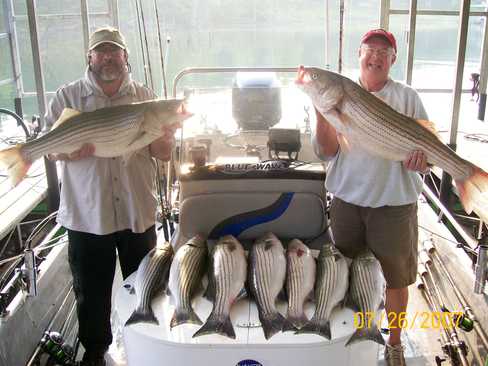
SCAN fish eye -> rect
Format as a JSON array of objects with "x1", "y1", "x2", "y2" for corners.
[{"x1": 311, "y1": 73, "x2": 318, "y2": 80}]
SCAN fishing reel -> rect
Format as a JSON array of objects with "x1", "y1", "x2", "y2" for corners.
[
  {"x1": 39, "y1": 331, "x2": 75, "y2": 366},
  {"x1": 440, "y1": 306, "x2": 474, "y2": 333}
]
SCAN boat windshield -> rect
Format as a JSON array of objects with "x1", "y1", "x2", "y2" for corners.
[{"x1": 175, "y1": 68, "x2": 322, "y2": 174}]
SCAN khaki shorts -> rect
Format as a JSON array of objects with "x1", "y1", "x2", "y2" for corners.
[{"x1": 330, "y1": 197, "x2": 418, "y2": 288}]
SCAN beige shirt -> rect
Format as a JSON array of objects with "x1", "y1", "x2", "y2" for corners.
[{"x1": 45, "y1": 69, "x2": 158, "y2": 235}]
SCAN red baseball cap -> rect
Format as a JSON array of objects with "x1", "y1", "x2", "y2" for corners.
[{"x1": 361, "y1": 29, "x2": 397, "y2": 53}]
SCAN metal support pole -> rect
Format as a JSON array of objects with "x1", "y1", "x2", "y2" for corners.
[
  {"x1": 478, "y1": 12, "x2": 488, "y2": 121},
  {"x1": 440, "y1": 0, "x2": 470, "y2": 207},
  {"x1": 338, "y1": 0, "x2": 344, "y2": 74},
  {"x1": 26, "y1": 0, "x2": 59, "y2": 213},
  {"x1": 5, "y1": 0, "x2": 23, "y2": 97},
  {"x1": 405, "y1": 0, "x2": 417, "y2": 86},
  {"x1": 379, "y1": 0, "x2": 390, "y2": 30},
  {"x1": 80, "y1": 0, "x2": 90, "y2": 54}
]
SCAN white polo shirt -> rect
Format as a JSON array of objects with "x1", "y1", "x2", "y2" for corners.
[
  {"x1": 312, "y1": 78, "x2": 429, "y2": 207},
  {"x1": 45, "y1": 69, "x2": 158, "y2": 235}
]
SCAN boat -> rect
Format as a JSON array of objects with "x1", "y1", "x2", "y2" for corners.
[{"x1": 0, "y1": 2, "x2": 487, "y2": 366}]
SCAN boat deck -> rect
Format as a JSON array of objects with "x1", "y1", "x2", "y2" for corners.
[{"x1": 0, "y1": 158, "x2": 47, "y2": 242}]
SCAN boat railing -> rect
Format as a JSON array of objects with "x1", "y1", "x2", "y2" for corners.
[{"x1": 422, "y1": 183, "x2": 487, "y2": 294}]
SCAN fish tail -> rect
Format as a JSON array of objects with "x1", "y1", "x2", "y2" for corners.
[
  {"x1": 170, "y1": 306, "x2": 202, "y2": 328},
  {"x1": 295, "y1": 318, "x2": 331, "y2": 340},
  {"x1": 282, "y1": 313, "x2": 309, "y2": 332},
  {"x1": 345, "y1": 325, "x2": 385, "y2": 346},
  {"x1": 455, "y1": 165, "x2": 488, "y2": 215},
  {"x1": 125, "y1": 306, "x2": 158, "y2": 326},
  {"x1": 0, "y1": 145, "x2": 31, "y2": 186},
  {"x1": 259, "y1": 311, "x2": 285, "y2": 340},
  {"x1": 193, "y1": 311, "x2": 235, "y2": 339}
]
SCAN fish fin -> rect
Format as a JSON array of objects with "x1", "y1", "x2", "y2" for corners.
[
  {"x1": 259, "y1": 311, "x2": 285, "y2": 340},
  {"x1": 345, "y1": 325, "x2": 385, "y2": 346},
  {"x1": 277, "y1": 288, "x2": 287, "y2": 302},
  {"x1": 192, "y1": 312, "x2": 235, "y2": 339},
  {"x1": 129, "y1": 287, "x2": 136, "y2": 295},
  {"x1": 203, "y1": 276, "x2": 215, "y2": 302},
  {"x1": 125, "y1": 307, "x2": 159, "y2": 326},
  {"x1": 415, "y1": 119, "x2": 441, "y2": 139},
  {"x1": 296, "y1": 318, "x2": 331, "y2": 340},
  {"x1": 0, "y1": 145, "x2": 31, "y2": 186},
  {"x1": 455, "y1": 165, "x2": 488, "y2": 214},
  {"x1": 235, "y1": 286, "x2": 248, "y2": 302},
  {"x1": 379, "y1": 299, "x2": 385, "y2": 310},
  {"x1": 283, "y1": 313, "x2": 309, "y2": 332},
  {"x1": 51, "y1": 108, "x2": 81, "y2": 130},
  {"x1": 170, "y1": 307, "x2": 202, "y2": 328},
  {"x1": 343, "y1": 293, "x2": 359, "y2": 313},
  {"x1": 337, "y1": 133, "x2": 351, "y2": 153},
  {"x1": 306, "y1": 289, "x2": 315, "y2": 303}
]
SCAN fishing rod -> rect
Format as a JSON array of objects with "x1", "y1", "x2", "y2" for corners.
[
  {"x1": 153, "y1": 0, "x2": 168, "y2": 99},
  {"x1": 417, "y1": 268, "x2": 469, "y2": 366},
  {"x1": 419, "y1": 240, "x2": 474, "y2": 334},
  {"x1": 134, "y1": 0, "x2": 149, "y2": 87},
  {"x1": 137, "y1": 0, "x2": 154, "y2": 90},
  {"x1": 422, "y1": 235, "x2": 488, "y2": 350}
]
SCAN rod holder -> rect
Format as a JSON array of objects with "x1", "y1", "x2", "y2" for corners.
[{"x1": 474, "y1": 244, "x2": 488, "y2": 294}]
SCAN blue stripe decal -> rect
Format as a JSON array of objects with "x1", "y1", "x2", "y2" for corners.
[{"x1": 209, "y1": 192, "x2": 294, "y2": 239}]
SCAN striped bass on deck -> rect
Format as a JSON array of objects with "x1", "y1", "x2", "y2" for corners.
[
  {"x1": 167, "y1": 234, "x2": 207, "y2": 329},
  {"x1": 345, "y1": 250, "x2": 386, "y2": 346},
  {"x1": 0, "y1": 98, "x2": 192, "y2": 186},
  {"x1": 296, "y1": 66, "x2": 488, "y2": 220},
  {"x1": 297, "y1": 243, "x2": 348, "y2": 340},
  {"x1": 125, "y1": 241, "x2": 174, "y2": 326},
  {"x1": 193, "y1": 235, "x2": 247, "y2": 339},
  {"x1": 249, "y1": 232, "x2": 287, "y2": 340},
  {"x1": 283, "y1": 238, "x2": 316, "y2": 331}
]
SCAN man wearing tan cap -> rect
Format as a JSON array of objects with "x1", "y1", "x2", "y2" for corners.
[
  {"x1": 313, "y1": 29, "x2": 430, "y2": 366},
  {"x1": 45, "y1": 27, "x2": 177, "y2": 366}
]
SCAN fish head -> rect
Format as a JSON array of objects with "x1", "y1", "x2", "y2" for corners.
[
  {"x1": 287, "y1": 238, "x2": 309, "y2": 258},
  {"x1": 144, "y1": 99, "x2": 194, "y2": 132},
  {"x1": 295, "y1": 66, "x2": 345, "y2": 113},
  {"x1": 319, "y1": 242, "x2": 340, "y2": 258},
  {"x1": 186, "y1": 233, "x2": 207, "y2": 249},
  {"x1": 255, "y1": 232, "x2": 283, "y2": 251},
  {"x1": 355, "y1": 249, "x2": 377, "y2": 262},
  {"x1": 156, "y1": 241, "x2": 173, "y2": 254},
  {"x1": 218, "y1": 235, "x2": 243, "y2": 252}
]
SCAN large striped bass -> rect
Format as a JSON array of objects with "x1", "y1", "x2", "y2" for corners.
[
  {"x1": 345, "y1": 250, "x2": 386, "y2": 346},
  {"x1": 296, "y1": 66, "x2": 488, "y2": 220},
  {"x1": 193, "y1": 235, "x2": 247, "y2": 339},
  {"x1": 283, "y1": 238, "x2": 316, "y2": 331},
  {"x1": 167, "y1": 234, "x2": 207, "y2": 328},
  {"x1": 249, "y1": 232, "x2": 286, "y2": 340},
  {"x1": 125, "y1": 241, "x2": 173, "y2": 326},
  {"x1": 297, "y1": 243, "x2": 348, "y2": 340},
  {"x1": 0, "y1": 98, "x2": 192, "y2": 186}
]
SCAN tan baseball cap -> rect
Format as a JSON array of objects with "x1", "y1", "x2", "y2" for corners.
[{"x1": 88, "y1": 27, "x2": 127, "y2": 51}]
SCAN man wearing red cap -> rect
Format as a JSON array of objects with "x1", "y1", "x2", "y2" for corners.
[{"x1": 313, "y1": 29, "x2": 429, "y2": 365}]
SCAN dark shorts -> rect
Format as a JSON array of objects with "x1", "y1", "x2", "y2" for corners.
[{"x1": 330, "y1": 197, "x2": 418, "y2": 288}]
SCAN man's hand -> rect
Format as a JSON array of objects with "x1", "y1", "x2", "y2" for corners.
[
  {"x1": 403, "y1": 150, "x2": 430, "y2": 173},
  {"x1": 48, "y1": 143, "x2": 95, "y2": 162},
  {"x1": 149, "y1": 123, "x2": 181, "y2": 161}
]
